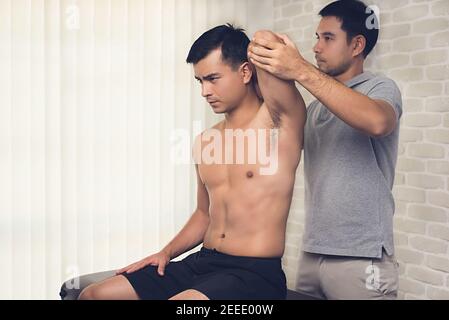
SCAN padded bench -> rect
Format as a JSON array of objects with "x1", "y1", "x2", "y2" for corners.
[{"x1": 60, "y1": 270, "x2": 318, "y2": 300}]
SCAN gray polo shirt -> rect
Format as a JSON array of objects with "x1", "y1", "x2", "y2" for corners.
[{"x1": 303, "y1": 71, "x2": 402, "y2": 259}]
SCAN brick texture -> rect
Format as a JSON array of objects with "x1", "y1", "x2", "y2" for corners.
[{"x1": 275, "y1": 0, "x2": 449, "y2": 299}]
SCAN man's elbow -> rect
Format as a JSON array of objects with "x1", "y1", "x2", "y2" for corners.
[{"x1": 369, "y1": 118, "x2": 396, "y2": 138}]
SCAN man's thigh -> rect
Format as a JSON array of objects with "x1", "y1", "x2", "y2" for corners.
[
  {"x1": 320, "y1": 251, "x2": 399, "y2": 300},
  {"x1": 122, "y1": 259, "x2": 195, "y2": 299}
]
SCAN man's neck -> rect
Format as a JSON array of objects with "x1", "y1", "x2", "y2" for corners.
[
  {"x1": 224, "y1": 90, "x2": 262, "y2": 129},
  {"x1": 334, "y1": 59, "x2": 364, "y2": 83}
]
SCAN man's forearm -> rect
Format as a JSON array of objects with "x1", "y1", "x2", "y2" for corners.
[
  {"x1": 161, "y1": 209, "x2": 210, "y2": 259},
  {"x1": 295, "y1": 60, "x2": 393, "y2": 137}
]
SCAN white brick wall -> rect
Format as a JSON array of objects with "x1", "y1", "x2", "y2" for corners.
[{"x1": 275, "y1": 0, "x2": 449, "y2": 299}]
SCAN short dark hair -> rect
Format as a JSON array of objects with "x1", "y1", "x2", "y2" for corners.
[
  {"x1": 186, "y1": 23, "x2": 250, "y2": 69},
  {"x1": 319, "y1": 0, "x2": 379, "y2": 58}
]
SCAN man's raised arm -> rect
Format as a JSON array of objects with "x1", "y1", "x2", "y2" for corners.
[{"x1": 249, "y1": 30, "x2": 306, "y2": 145}]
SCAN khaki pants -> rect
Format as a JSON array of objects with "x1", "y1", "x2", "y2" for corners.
[{"x1": 295, "y1": 250, "x2": 399, "y2": 300}]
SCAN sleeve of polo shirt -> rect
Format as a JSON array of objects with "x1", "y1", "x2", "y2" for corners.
[{"x1": 366, "y1": 77, "x2": 403, "y2": 121}]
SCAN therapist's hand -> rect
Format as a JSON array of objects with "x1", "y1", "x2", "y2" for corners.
[{"x1": 248, "y1": 32, "x2": 305, "y2": 81}]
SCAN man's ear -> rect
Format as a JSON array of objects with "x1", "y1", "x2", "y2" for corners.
[
  {"x1": 352, "y1": 35, "x2": 366, "y2": 58},
  {"x1": 239, "y1": 62, "x2": 253, "y2": 84}
]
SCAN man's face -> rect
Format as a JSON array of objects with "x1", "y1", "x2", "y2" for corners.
[
  {"x1": 193, "y1": 48, "x2": 248, "y2": 114},
  {"x1": 313, "y1": 16, "x2": 355, "y2": 77}
]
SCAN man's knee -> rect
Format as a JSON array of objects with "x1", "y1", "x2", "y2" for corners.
[
  {"x1": 253, "y1": 30, "x2": 283, "y2": 44},
  {"x1": 169, "y1": 289, "x2": 209, "y2": 300},
  {"x1": 78, "y1": 284, "x2": 100, "y2": 300}
]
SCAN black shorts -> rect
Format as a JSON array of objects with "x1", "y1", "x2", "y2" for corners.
[{"x1": 122, "y1": 247, "x2": 287, "y2": 300}]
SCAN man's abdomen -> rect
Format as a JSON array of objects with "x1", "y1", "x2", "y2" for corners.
[{"x1": 203, "y1": 187, "x2": 292, "y2": 258}]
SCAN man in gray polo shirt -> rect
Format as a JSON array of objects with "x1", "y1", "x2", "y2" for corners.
[{"x1": 248, "y1": 0, "x2": 401, "y2": 299}]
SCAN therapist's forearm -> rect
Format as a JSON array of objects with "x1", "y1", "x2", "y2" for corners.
[{"x1": 294, "y1": 60, "x2": 393, "y2": 137}]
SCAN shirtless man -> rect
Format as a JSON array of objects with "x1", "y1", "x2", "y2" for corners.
[
  {"x1": 78, "y1": 24, "x2": 306, "y2": 300},
  {"x1": 248, "y1": 1, "x2": 401, "y2": 299}
]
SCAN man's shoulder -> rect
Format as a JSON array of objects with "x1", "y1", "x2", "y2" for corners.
[
  {"x1": 365, "y1": 72, "x2": 400, "y2": 91},
  {"x1": 192, "y1": 122, "x2": 224, "y2": 155},
  {"x1": 211, "y1": 120, "x2": 225, "y2": 131},
  {"x1": 194, "y1": 121, "x2": 224, "y2": 140}
]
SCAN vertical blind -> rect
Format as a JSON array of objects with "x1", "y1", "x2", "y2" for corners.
[{"x1": 0, "y1": 0, "x2": 272, "y2": 300}]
